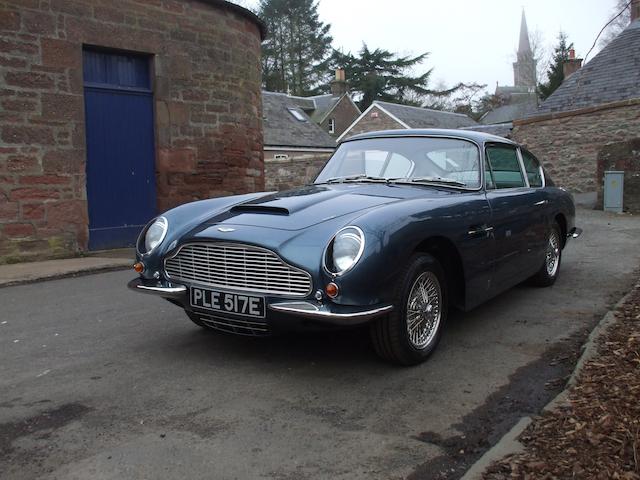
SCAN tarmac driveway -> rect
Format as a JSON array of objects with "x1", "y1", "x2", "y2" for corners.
[{"x1": 1, "y1": 208, "x2": 640, "y2": 480}]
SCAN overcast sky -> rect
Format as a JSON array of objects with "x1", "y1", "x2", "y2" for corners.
[{"x1": 241, "y1": 0, "x2": 621, "y2": 94}]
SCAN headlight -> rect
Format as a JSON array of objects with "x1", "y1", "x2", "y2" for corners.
[
  {"x1": 324, "y1": 226, "x2": 365, "y2": 275},
  {"x1": 143, "y1": 217, "x2": 168, "y2": 253}
]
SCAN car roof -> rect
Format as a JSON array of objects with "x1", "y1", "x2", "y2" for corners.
[{"x1": 342, "y1": 128, "x2": 518, "y2": 146}]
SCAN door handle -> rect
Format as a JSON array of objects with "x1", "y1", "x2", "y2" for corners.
[
  {"x1": 468, "y1": 225, "x2": 494, "y2": 236},
  {"x1": 533, "y1": 200, "x2": 548, "y2": 206}
]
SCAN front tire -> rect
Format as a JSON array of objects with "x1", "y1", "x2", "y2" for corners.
[
  {"x1": 370, "y1": 254, "x2": 447, "y2": 365},
  {"x1": 530, "y1": 223, "x2": 562, "y2": 287}
]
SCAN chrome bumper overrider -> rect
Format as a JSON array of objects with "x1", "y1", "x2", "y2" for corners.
[{"x1": 127, "y1": 278, "x2": 187, "y2": 299}]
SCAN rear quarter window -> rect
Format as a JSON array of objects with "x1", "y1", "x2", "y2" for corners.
[
  {"x1": 485, "y1": 145, "x2": 525, "y2": 189},
  {"x1": 521, "y1": 150, "x2": 543, "y2": 187}
]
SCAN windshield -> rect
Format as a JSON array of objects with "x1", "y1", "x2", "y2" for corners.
[{"x1": 315, "y1": 136, "x2": 481, "y2": 189}]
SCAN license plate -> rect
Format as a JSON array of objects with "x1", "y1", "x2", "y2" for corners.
[{"x1": 190, "y1": 287, "x2": 265, "y2": 318}]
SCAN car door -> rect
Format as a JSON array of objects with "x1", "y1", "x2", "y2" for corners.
[
  {"x1": 484, "y1": 143, "x2": 542, "y2": 293},
  {"x1": 520, "y1": 148, "x2": 550, "y2": 269}
]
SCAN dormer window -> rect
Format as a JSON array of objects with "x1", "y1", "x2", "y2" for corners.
[
  {"x1": 287, "y1": 108, "x2": 307, "y2": 122},
  {"x1": 328, "y1": 118, "x2": 336, "y2": 134}
]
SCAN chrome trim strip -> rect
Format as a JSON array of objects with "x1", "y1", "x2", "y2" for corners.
[
  {"x1": 515, "y1": 147, "x2": 531, "y2": 188},
  {"x1": 269, "y1": 301, "x2": 393, "y2": 321},
  {"x1": 127, "y1": 278, "x2": 186, "y2": 298},
  {"x1": 468, "y1": 226, "x2": 493, "y2": 236},
  {"x1": 136, "y1": 216, "x2": 168, "y2": 257},
  {"x1": 322, "y1": 225, "x2": 366, "y2": 278},
  {"x1": 164, "y1": 242, "x2": 313, "y2": 298}
]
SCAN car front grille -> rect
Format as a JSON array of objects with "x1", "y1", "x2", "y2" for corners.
[
  {"x1": 164, "y1": 242, "x2": 312, "y2": 297},
  {"x1": 194, "y1": 312, "x2": 270, "y2": 336}
]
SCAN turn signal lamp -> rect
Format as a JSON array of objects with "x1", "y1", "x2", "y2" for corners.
[
  {"x1": 325, "y1": 282, "x2": 339, "y2": 298},
  {"x1": 133, "y1": 262, "x2": 144, "y2": 273}
]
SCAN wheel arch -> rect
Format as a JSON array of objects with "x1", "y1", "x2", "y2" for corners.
[
  {"x1": 554, "y1": 212, "x2": 567, "y2": 248},
  {"x1": 414, "y1": 236, "x2": 466, "y2": 310}
]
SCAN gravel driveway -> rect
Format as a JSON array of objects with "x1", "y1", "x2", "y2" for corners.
[{"x1": 1, "y1": 208, "x2": 639, "y2": 480}]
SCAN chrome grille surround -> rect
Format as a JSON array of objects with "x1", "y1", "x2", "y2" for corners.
[{"x1": 164, "y1": 242, "x2": 312, "y2": 297}]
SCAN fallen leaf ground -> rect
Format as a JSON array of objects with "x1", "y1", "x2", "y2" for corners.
[{"x1": 484, "y1": 280, "x2": 640, "y2": 480}]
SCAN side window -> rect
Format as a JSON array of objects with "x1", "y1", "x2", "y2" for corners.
[
  {"x1": 521, "y1": 150, "x2": 543, "y2": 188},
  {"x1": 485, "y1": 145, "x2": 525, "y2": 189},
  {"x1": 484, "y1": 157, "x2": 495, "y2": 189}
]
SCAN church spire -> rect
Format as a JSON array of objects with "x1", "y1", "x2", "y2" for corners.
[
  {"x1": 513, "y1": 8, "x2": 536, "y2": 88},
  {"x1": 518, "y1": 9, "x2": 532, "y2": 54}
]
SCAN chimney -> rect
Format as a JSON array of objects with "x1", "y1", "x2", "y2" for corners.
[
  {"x1": 331, "y1": 68, "x2": 347, "y2": 96},
  {"x1": 563, "y1": 49, "x2": 583, "y2": 79},
  {"x1": 632, "y1": 0, "x2": 640, "y2": 23}
]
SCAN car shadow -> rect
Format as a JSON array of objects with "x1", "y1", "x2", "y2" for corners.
[{"x1": 142, "y1": 281, "x2": 546, "y2": 373}]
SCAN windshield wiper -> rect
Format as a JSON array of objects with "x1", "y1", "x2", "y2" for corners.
[
  {"x1": 394, "y1": 176, "x2": 467, "y2": 187},
  {"x1": 323, "y1": 174, "x2": 393, "y2": 184}
]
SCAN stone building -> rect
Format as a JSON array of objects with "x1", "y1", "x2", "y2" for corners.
[
  {"x1": 284, "y1": 69, "x2": 361, "y2": 139},
  {"x1": 0, "y1": 0, "x2": 265, "y2": 262},
  {"x1": 262, "y1": 91, "x2": 336, "y2": 191},
  {"x1": 337, "y1": 101, "x2": 477, "y2": 142},
  {"x1": 513, "y1": 4, "x2": 640, "y2": 212}
]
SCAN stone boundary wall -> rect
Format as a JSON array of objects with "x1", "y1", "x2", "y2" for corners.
[
  {"x1": 512, "y1": 100, "x2": 640, "y2": 193},
  {"x1": 264, "y1": 151, "x2": 332, "y2": 191}
]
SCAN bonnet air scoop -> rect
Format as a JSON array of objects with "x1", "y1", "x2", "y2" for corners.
[{"x1": 230, "y1": 205, "x2": 290, "y2": 215}]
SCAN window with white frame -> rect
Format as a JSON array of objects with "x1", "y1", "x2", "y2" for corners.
[{"x1": 328, "y1": 118, "x2": 336, "y2": 134}]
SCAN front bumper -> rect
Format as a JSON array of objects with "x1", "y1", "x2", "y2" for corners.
[{"x1": 127, "y1": 277, "x2": 393, "y2": 328}]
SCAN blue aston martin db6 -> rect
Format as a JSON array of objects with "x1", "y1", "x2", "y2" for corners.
[{"x1": 129, "y1": 129, "x2": 581, "y2": 365}]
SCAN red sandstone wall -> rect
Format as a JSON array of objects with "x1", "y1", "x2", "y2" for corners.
[{"x1": 0, "y1": 0, "x2": 263, "y2": 262}]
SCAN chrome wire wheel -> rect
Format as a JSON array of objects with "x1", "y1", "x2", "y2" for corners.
[
  {"x1": 546, "y1": 230, "x2": 561, "y2": 277},
  {"x1": 406, "y1": 271, "x2": 442, "y2": 349}
]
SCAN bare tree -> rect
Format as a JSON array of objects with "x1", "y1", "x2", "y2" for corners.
[
  {"x1": 529, "y1": 29, "x2": 550, "y2": 85},
  {"x1": 599, "y1": 0, "x2": 631, "y2": 47}
]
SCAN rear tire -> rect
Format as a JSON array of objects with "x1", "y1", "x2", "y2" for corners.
[
  {"x1": 530, "y1": 222, "x2": 562, "y2": 287},
  {"x1": 370, "y1": 254, "x2": 447, "y2": 366}
]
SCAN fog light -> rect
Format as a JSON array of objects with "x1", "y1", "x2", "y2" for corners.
[
  {"x1": 133, "y1": 262, "x2": 144, "y2": 273},
  {"x1": 325, "y1": 282, "x2": 339, "y2": 298}
]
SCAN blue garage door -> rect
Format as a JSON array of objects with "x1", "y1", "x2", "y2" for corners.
[{"x1": 83, "y1": 48, "x2": 156, "y2": 250}]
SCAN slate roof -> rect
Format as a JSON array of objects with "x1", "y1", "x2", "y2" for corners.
[
  {"x1": 375, "y1": 101, "x2": 478, "y2": 129},
  {"x1": 531, "y1": 19, "x2": 640, "y2": 116},
  {"x1": 481, "y1": 97, "x2": 539, "y2": 124},
  {"x1": 287, "y1": 96, "x2": 317, "y2": 111},
  {"x1": 262, "y1": 92, "x2": 337, "y2": 149},
  {"x1": 307, "y1": 94, "x2": 339, "y2": 122},
  {"x1": 461, "y1": 123, "x2": 513, "y2": 139}
]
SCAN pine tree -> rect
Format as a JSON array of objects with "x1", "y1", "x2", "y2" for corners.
[
  {"x1": 330, "y1": 45, "x2": 435, "y2": 110},
  {"x1": 258, "y1": 0, "x2": 332, "y2": 96},
  {"x1": 538, "y1": 32, "x2": 573, "y2": 100}
]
